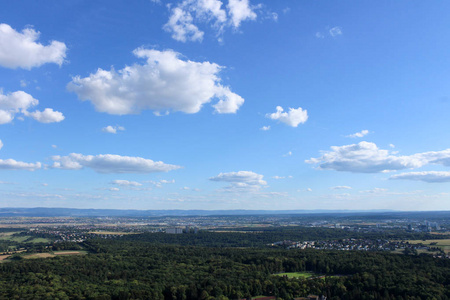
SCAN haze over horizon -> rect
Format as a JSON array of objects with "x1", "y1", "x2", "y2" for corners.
[{"x1": 0, "y1": 1, "x2": 449, "y2": 211}]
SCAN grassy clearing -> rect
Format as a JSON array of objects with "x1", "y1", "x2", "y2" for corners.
[
  {"x1": 89, "y1": 231, "x2": 136, "y2": 235},
  {"x1": 0, "y1": 232, "x2": 22, "y2": 237},
  {"x1": 275, "y1": 272, "x2": 315, "y2": 279},
  {"x1": 28, "y1": 237, "x2": 51, "y2": 243},
  {"x1": 54, "y1": 250, "x2": 88, "y2": 255},
  {"x1": 0, "y1": 235, "x2": 50, "y2": 244},
  {"x1": 23, "y1": 253, "x2": 54, "y2": 259},
  {"x1": 18, "y1": 250, "x2": 87, "y2": 260},
  {"x1": 407, "y1": 239, "x2": 450, "y2": 254},
  {"x1": 0, "y1": 235, "x2": 29, "y2": 243}
]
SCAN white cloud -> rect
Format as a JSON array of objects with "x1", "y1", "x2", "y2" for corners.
[
  {"x1": 307, "y1": 141, "x2": 426, "y2": 173},
  {"x1": 102, "y1": 125, "x2": 125, "y2": 134},
  {"x1": 0, "y1": 139, "x2": 3, "y2": 150},
  {"x1": 111, "y1": 179, "x2": 142, "y2": 186},
  {"x1": 260, "y1": 125, "x2": 270, "y2": 131},
  {"x1": 390, "y1": 171, "x2": 450, "y2": 183},
  {"x1": 360, "y1": 188, "x2": 387, "y2": 194},
  {"x1": 0, "y1": 159, "x2": 41, "y2": 171},
  {"x1": 0, "y1": 90, "x2": 64, "y2": 124},
  {"x1": 109, "y1": 187, "x2": 120, "y2": 191},
  {"x1": 67, "y1": 48, "x2": 244, "y2": 115},
  {"x1": 210, "y1": 170, "x2": 266, "y2": 191},
  {"x1": 51, "y1": 153, "x2": 181, "y2": 173},
  {"x1": 147, "y1": 179, "x2": 175, "y2": 188},
  {"x1": 389, "y1": 144, "x2": 395, "y2": 148},
  {"x1": 0, "y1": 23, "x2": 66, "y2": 69},
  {"x1": 227, "y1": 0, "x2": 257, "y2": 28},
  {"x1": 346, "y1": 129, "x2": 369, "y2": 138},
  {"x1": 160, "y1": 179, "x2": 175, "y2": 184},
  {"x1": 25, "y1": 108, "x2": 65, "y2": 123},
  {"x1": 0, "y1": 90, "x2": 38, "y2": 123},
  {"x1": 164, "y1": 6, "x2": 205, "y2": 42},
  {"x1": 266, "y1": 106, "x2": 308, "y2": 127},
  {"x1": 272, "y1": 175, "x2": 292, "y2": 180},
  {"x1": 283, "y1": 151, "x2": 292, "y2": 157},
  {"x1": 307, "y1": 141, "x2": 450, "y2": 173},
  {"x1": 315, "y1": 32, "x2": 324, "y2": 39},
  {"x1": 331, "y1": 186, "x2": 352, "y2": 190},
  {"x1": 20, "y1": 80, "x2": 27, "y2": 87},
  {"x1": 164, "y1": 0, "x2": 259, "y2": 43},
  {"x1": 329, "y1": 26, "x2": 342, "y2": 37},
  {"x1": 51, "y1": 145, "x2": 57, "y2": 149}
]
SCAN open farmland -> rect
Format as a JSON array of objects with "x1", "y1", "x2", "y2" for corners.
[
  {"x1": 407, "y1": 239, "x2": 450, "y2": 254},
  {"x1": 274, "y1": 272, "x2": 315, "y2": 279}
]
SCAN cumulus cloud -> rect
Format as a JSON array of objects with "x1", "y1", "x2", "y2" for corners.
[
  {"x1": 0, "y1": 90, "x2": 64, "y2": 124},
  {"x1": 331, "y1": 186, "x2": 352, "y2": 190},
  {"x1": 260, "y1": 125, "x2": 270, "y2": 131},
  {"x1": 164, "y1": 6, "x2": 205, "y2": 42},
  {"x1": 164, "y1": 0, "x2": 260, "y2": 42},
  {"x1": 346, "y1": 129, "x2": 369, "y2": 138},
  {"x1": 266, "y1": 106, "x2": 308, "y2": 127},
  {"x1": 210, "y1": 170, "x2": 266, "y2": 191},
  {"x1": 227, "y1": 0, "x2": 257, "y2": 28},
  {"x1": 102, "y1": 125, "x2": 125, "y2": 134},
  {"x1": 390, "y1": 171, "x2": 450, "y2": 183},
  {"x1": 111, "y1": 179, "x2": 142, "y2": 186},
  {"x1": 24, "y1": 108, "x2": 65, "y2": 123},
  {"x1": 67, "y1": 48, "x2": 244, "y2": 115},
  {"x1": 329, "y1": 26, "x2": 342, "y2": 37},
  {"x1": 0, "y1": 23, "x2": 66, "y2": 69},
  {"x1": 307, "y1": 141, "x2": 450, "y2": 173},
  {"x1": 0, "y1": 140, "x2": 42, "y2": 171},
  {"x1": 0, "y1": 159, "x2": 41, "y2": 171},
  {"x1": 51, "y1": 153, "x2": 181, "y2": 174}
]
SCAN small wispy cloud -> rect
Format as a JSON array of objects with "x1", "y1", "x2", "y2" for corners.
[
  {"x1": 329, "y1": 26, "x2": 342, "y2": 37},
  {"x1": 330, "y1": 186, "x2": 352, "y2": 190},
  {"x1": 102, "y1": 125, "x2": 125, "y2": 134},
  {"x1": 283, "y1": 151, "x2": 292, "y2": 157},
  {"x1": 346, "y1": 129, "x2": 369, "y2": 138},
  {"x1": 315, "y1": 26, "x2": 343, "y2": 39}
]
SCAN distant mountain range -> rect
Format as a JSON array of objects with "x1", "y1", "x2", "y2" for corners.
[{"x1": 0, "y1": 207, "x2": 448, "y2": 218}]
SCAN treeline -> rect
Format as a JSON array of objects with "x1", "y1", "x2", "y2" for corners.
[
  {"x1": 0, "y1": 238, "x2": 448, "y2": 299},
  {"x1": 120, "y1": 227, "x2": 448, "y2": 248}
]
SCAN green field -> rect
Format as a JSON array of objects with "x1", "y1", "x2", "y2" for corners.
[
  {"x1": 407, "y1": 239, "x2": 450, "y2": 254},
  {"x1": 0, "y1": 235, "x2": 50, "y2": 244},
  {"x1": 275, "y1": 272, "x2": 315, "y2": 279}
]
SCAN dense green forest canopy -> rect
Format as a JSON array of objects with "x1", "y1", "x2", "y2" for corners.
[{"x1": 0, "y1": 235, "x2": 448, "y2": 300}]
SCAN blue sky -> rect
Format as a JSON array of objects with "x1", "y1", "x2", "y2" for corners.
[{"x1": 0, "y1": 1, "x2": 449, "y2": 210}]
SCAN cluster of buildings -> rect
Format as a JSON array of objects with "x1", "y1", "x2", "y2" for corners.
[
  {"x1": 271, "y1": 238, "x2": 448, "y2": 258},
  {"x1": 166, "y1": 226, "x2": 199, "y2": 234}
]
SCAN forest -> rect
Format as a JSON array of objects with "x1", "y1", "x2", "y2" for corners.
[{"x1": 0, "y1": 229, "x2": 449, "y2": 300}]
